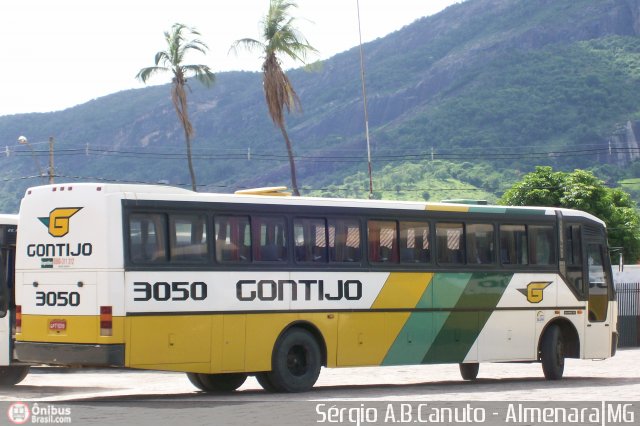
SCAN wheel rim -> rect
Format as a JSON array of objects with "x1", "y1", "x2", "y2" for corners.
[{"x1": 287, "y1": 344, "x2": 308, "y2": 376}]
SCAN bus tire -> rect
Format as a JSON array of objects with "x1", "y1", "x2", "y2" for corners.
[
  {"x1": 255, "y1": 372, "x2": 278, "y2": 392},
  {"x1": 0, "y1": 366, "x2": 29, "y2": 386},
  {"x1": 186, "y1": 372, "x2": 247, "y2": 392},
  {"x1": 459, "y1": 363, "x2": 479, "y2": 380},
  {"x1": 267, "y1": 328, "x2": 321, "y2": 393},
  {"x1": 541, "y1": 324, "x2": 564, "y2": 380}
]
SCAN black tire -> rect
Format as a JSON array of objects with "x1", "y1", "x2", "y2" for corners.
[
  {"x1": 541, "y1": 324, "x2": 564, "y2": 380},
  {"x1": 459, "y1": 363, "x2": 479, "y2": 380},
  {"x1": 255, "y1": 372, "x2": 278, "y2": 392},
  {"x1": 266, "y1": 328, "x2": 321, "y2": 393},
  {"x1": 186, "y1": 372, "x2": 247, "y2": 392},
  {"x1": 0, "y1": 366, "x2": 29, "y2": 386}
]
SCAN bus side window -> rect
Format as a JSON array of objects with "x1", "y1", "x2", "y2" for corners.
[
  {"x1": 328, "y1": 218, "x2": 361, "y2": 263},
  {"x1": 436, "y1": 223, "x2": 464, "y2": 264},
  {"x1": 499, "y1": 224, "x2": 528, "y2": 265},
  {"x1": 529, "y1": 225, "x2": 557, "y2": 265},
  {"x1": 368, "y1": 220, "x2": 398, "y2": 264},
  {"x1": 169, "y1": 214, "x2": 208, "y2": 262},
  {"x1": 253, "y1": 216, "x2": 287, "y2": 262},
  {"x1": 129, "y1": 213, "x2": 167, "y2": 263},
  {"x1": 294, "y1": 218, "x2": 327, "y2": 263},
  {"x1": 399, "y1": 221, "x2": 430, "y2": 263},
  {"x1": 214, "y1": 216, "x2": 251, "y2": 263},
  {"x1": 466, "y1": 223, "x2": 495, "y2": 265}
]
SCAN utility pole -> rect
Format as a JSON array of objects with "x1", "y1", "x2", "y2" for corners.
[
  {"x1": 48, "y1": 136, "x2": 55, "y2": 184},
  {"x1": 357, "y1": 0, "x2": 373, "y2": 199}
]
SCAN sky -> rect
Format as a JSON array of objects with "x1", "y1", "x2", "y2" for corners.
[{"x1": 0, "y1": 0, "x2": 461, "y2": 118}]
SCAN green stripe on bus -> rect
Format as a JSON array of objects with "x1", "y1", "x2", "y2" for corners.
[
  {"x1": 504, "y1": 208, "x2": 548, "y2": 216},
  {"x1": 421, "y1": 272, "x2": 513, "y2": 364},
  {"x1": 468, "y1": 206, "x2": 506, "y2": 214},
  {"x1": 382, "y1": 273, "x2": 471, "y2": 365}
]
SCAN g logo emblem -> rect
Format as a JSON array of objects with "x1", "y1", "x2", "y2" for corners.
[
  {"x1": 38, "y1": 208, "x2": 82, "y2": 237},
  {"x1": 518, "y1": 281, "x2": 552, "y2": 304}
]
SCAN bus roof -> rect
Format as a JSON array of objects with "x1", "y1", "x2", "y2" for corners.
[
  {"x1": 0, "y1": 214, "x2": 18, "y2": 225},
  {"x1": 23, "y1": 183, "x2": 605, "y2": 226}
]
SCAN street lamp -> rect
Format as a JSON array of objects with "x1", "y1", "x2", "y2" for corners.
[
  {"x1": 18, "y1": 136, "x2": 55, "y2": 184},
  {"x1": 17, "y1": 136, "x2": 45, "y2": 183}
]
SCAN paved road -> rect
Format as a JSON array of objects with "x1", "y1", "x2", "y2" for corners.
[{"x1": 1, "y1": 348, "x2": 639, "y2": 425}]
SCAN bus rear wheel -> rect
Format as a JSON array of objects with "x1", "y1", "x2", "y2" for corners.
[
  {"x1": 541, "y1": 324, "x2": 564, "y2": 380},
  {"x1": 186, "y1": 372, "x2": 247, "y2": 392},
  {"x1": 0, "y1": 366, "x2": 29, "y2": 386},
  {"x1": 459, "y1": 363, "x2": 479, "y2": 380},
  {"x1": 266, "y1": 328, "x2": 321, "y2": 393}
]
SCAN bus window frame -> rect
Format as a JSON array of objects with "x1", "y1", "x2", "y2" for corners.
[
  {"x1": 327, "y1": 216, "x2": 363, "y2": 265},
  {"x1": 398, "y1": 220, "x2": 432, "y2": 266},
  {"x1": 127, "y1": 212, "x2": 169, "y2": 265},
  {"x1": 168, "y1": 212, "x2": 210, "y2": 264},
  {"x1": 465, "y1": 222, "x2": 496, "y2": 266},
  {"x1": 293, "y1": 217, "x2": 329, "y2": 265},
  {"x1": 251, "y1": 214, "x2": 289, "y2": 264},
  {"x1": 214, "y1": 214, "x2": 252, "y2": 264}
]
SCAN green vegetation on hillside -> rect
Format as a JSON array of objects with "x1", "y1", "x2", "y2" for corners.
[
  {"x1": 308, "y1": 161, "x2": 511, "y2": 203},
  {"x1": 502, "y1": 166, "x2": 640, "y2": 263},
  {"x1": 378, "y1": 36, "x2": 640, "y2": 171}
]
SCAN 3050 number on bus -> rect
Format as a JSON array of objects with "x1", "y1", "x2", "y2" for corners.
[
  {"x1": 35, "y1": 291, "x2": 80, "y2": 307},
  {"x1": 133, "y1": 281, "x2": 208, "y2": 302}
]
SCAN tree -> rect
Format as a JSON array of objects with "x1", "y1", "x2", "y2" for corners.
[
  {"x1": 136, "y1": 23, "x2": 215, "y2": 191},
  {"x1": 501, "y1": 166, "x2": 640, "y2": 263},
  {"x1": 231, "y1": 0, "x2": 316, "y2": 196}
]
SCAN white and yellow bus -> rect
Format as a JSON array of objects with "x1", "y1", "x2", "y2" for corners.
[
  {"x1": 0, "y1": 214, "x2": 30, "y2": 385},
  {"x1": 14, "y1": 183, "x2": 617, "y2": 392}
]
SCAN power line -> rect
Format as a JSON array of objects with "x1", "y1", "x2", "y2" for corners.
[{"x1": 5, "y1": 145, "x2": 640, "y2": 163}]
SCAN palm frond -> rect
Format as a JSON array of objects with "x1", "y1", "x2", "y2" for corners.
[
  {"x1": 183, "y1": 65, "x2": 216, "y2": 87},
  {"x1": 135, "y1": 66, "x2": 168, "y2": 82},
  {"x1": 229, "y1": 38, "x2": 265, "y2": 56},
  {"x1": 154, "y1": 51, "x2": 171, "y2": 67}
]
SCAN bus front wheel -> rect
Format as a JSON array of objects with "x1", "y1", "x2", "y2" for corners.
[
  {"x1": 186, "y1": 372, "x2": 247, "y2": 392},
  {"x1": 541, "y1": 324, "x2": 564, "y2": 380},
  {"x1": 459, "y1": 362, "x2": 479, "y2": 380},
  {"x1": 266, "y1": 328, "x2": 321, "y2": 393},
  {"x1": 0, "y1": 366, "x2": 29, "y2": 386}
]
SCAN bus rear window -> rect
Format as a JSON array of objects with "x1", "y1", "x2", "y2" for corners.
[{"x1": 129, "y1": 214, "x2": 167, "y2": 263}]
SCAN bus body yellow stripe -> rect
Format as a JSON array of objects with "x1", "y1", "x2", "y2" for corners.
[
  {"x1": 425, "y1": 204, "x2": 470, "y2": 212},
  {"x1": 372, "y1": 272, "x2": 434, "y2": 309}
]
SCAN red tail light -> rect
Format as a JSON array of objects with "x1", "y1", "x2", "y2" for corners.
[
  {"x1": 100, "y1": 306, "x2": 112, "y2": 336},
  {"x1": 15, "y1": 305, "x2": 22, "y2": 333}
]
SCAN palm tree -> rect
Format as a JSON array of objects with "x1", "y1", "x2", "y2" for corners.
[
  {"x1": 231, "y1": 0, "x2": 316, "y2": 196},
  {"x1": 136, "y1": 23, "x2": 215, "y2": 191}
]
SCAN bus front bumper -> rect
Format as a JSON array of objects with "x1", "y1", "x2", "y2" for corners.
[{"x1": 15, "y1": 342, "x2": 125, "y2": 367}]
